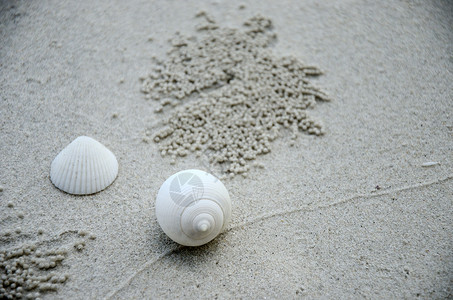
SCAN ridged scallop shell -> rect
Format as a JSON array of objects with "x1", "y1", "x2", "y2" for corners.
[
  {"x1": 155, "y1": 169, "x2": 231, "y2": 246},
  {"x1": 50, "y1": 136, "x2": 118, "y2": 195}
]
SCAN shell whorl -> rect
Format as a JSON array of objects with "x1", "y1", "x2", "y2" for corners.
[
  {"x1": 181, "y1": 200, "x2": 224, "y2": 241},
  {"x1": 155, "y1": 169, "x2": 231, "y2": 246}
]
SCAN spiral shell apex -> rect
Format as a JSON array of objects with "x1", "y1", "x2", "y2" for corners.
[
  {"x1": 155, "y1": 169, "x2": 231, "y2": 246},
  {"x1": 50, "y1": 136, "x2": 118, "y2": 195}
]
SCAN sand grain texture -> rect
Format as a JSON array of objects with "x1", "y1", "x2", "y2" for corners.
[{"x1": 1, "y1": 0, "x2": 452, "y2": 299}]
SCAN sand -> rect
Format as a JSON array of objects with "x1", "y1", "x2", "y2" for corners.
[{"x1": 1, "y1": 0, "x2": 452, "y2": 299}]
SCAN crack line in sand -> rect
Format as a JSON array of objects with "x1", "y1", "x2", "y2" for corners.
[
  {"x1": 225, "y1": 175, "x2": 453, "y2": 233},
  {"x1": 104, "y1": 174, "x2": 451, "y2": 298},
  {"x1": 104, "y1": 246, "x2": 182, "y2": 300}
]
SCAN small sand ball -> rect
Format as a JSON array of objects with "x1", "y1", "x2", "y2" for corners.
[
  {"x1": 77, "y1": 230, "x2": 88, "y2": 237},
  {"x1": 73, "y1": 240, "x2": 86, "y2": 251}
]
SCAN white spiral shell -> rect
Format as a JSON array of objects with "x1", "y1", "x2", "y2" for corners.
[
  {"x1": 155, "y1": 169, "x2": 231, "y2": 246},
  {"x1": 50, "y1": 136, "x2": 118, "y2": 195}
]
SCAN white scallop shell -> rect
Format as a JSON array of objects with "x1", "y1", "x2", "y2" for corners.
[
  {"x1": 155, "y1": 169, "x2": 231, "y2": 246},
  {"x1": 50, "y1": 136, "x2": 118, "y2": 195}
]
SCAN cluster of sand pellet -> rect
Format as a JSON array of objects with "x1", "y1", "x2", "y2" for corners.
[
  {"x1": 1, "y1": 204, "x2": 96, "y2": 300},
  {"x1": 0, "y1": 244, "x2": 68, "y2": 299},
  {"x1": 141, "y1": 14, "x2": 330, "y2": 176}
]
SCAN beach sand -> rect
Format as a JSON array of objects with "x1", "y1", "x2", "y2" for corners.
[{"x1": 1, "y1": 0, "x2": 452, "y2": 298}]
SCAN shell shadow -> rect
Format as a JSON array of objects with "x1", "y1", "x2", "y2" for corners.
[
  {"x1": 154, "y1": 227, "x2": 224, "y2": 269},
  {"x1": 169, "y1": 239, "x2": 223, "y2": 269}
]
